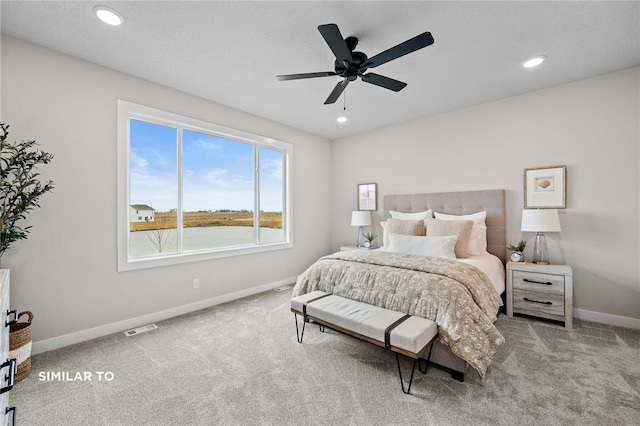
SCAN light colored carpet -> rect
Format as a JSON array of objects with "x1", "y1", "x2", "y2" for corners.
[{"x1": 9, "y1": 288, "x2": 640, "y2": 425}]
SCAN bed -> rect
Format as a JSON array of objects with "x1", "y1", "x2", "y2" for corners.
[{"x1": 293, "y1": 189, "x2": 506, "y2": 381}]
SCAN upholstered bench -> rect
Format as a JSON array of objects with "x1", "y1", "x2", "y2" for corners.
[{"x1": 290, "y1": 291, "x2": 437, "y2": 394}]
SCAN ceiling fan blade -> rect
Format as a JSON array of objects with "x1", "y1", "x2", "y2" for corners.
[
  {"x1": 366, "y1": 32, "x2": 434, "y2": 69},
  {"x1": 361, "y1": 73, "x2": 407, "y2": 92},
  {"x1": 318, "y1": 24, "x2": 353, "y2": 65},
  {"x1": 277, "y1": 72, "x2": 337, "y2": 81},
  {"x1": 324, "y1": 79, "x2": 350, "y2": 104}
]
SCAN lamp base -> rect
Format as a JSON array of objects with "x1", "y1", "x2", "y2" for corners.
[
  {"x1": 533, "y1": 232, "x2": 549, "y2": 264},
  {"x1": 357, "y1": 226, "x2": 366, "y2": 247}
]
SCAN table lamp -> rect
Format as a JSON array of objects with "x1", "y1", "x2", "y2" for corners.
[
  {"x1": 351, "y1": 211, "x2": 372, "y2": 247},
  {"x1": 521, "y1": 209, "x2": 561, "y2": 264}
]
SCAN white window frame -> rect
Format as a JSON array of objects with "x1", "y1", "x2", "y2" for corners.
[{"x1": 117, "y1": 100, "x2": 292, "y2": 271}]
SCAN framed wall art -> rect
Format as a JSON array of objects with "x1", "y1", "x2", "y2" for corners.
[
  {"x1": 357, "y1": 183, "x2": 377, "y2": 211},
  {"x1": 524, "y1": 165, "x2": 566, "y2": 208}
]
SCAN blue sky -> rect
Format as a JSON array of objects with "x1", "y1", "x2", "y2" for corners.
[{"x1": 130, "y1": 119, "x2": 283, "y2": 212}]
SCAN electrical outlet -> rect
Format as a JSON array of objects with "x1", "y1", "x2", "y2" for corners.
[{"x1": 193, "y1": 278, "x2": 200, "y2": 289}]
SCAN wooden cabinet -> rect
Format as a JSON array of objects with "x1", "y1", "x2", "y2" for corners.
[
  {"x1": 1, "y1": 270, "x2": 17, "y2": 425},
  {"x1": 506, "y1": 262, "x2": 573, "y2": 329}
]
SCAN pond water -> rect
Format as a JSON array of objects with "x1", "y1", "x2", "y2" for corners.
[{"x1": 130, "y1": 226, "x2": 285, "y2": 256}]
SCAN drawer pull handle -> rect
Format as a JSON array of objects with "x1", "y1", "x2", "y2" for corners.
[
  {"x1": 4, "y1": 309, "x2": 18, "y2": 327},
  {"x1": 5, "y1": 406, "x2": 16, "y2": 426},
  {"x1": 523, "y1": 278, "x2": 553, "y2": 285},
  {"x1": 524, "y1": 297, "x2": 552, "y2": 306},
  {"x1": 0, "y1": 358, "x2": 16, "y2": 394}
]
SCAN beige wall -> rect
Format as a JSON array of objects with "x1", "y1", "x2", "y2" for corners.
[
  {"x1": 1, "y1": 37, "x2": 333, "y2": 343},
  {"x1": 331, "y1": 67, "x2": 640, "y2": 322}
]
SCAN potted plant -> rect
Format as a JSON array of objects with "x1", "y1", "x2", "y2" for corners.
[
  {"x1": 507, "y1": 240, "x2": 527, "y2": 262},
  {"x1": 0, "y1": 122, "x2": 54, "y2": 382},
  {"x1": 363, "y1": 232, "x2": 377, "y2": 249}
]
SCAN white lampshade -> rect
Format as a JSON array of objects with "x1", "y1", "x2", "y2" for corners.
[
  {"x1": 351, "y1": 211, "x2": 372, "y2": 227},
  {"x1": 521, "y1": 209, "x2": 561, "y2": 265},
  {"x1": 521, "y1": 209, "x2": 561, "y2": 233}
]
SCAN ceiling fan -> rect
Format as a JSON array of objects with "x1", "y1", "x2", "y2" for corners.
[{"x1": 276, "y1": 23, "x2": 434, "y2": 105}]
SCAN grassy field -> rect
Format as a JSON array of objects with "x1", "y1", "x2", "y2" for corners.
[{"x1": 131, "y1": 211, "x2": 282, "y2": 231}]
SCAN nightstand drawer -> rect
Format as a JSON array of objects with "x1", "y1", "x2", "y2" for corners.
[
  {"x1": 513, "y1": 289, "x2": 564, "y2": 317},
  {"x1": 512, "y1": 270, "x2": 565, "y2": 295}
]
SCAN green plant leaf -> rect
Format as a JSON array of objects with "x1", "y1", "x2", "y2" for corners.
[{"x1": 0, "y1": 122, "x2": 55, "y2": 257}]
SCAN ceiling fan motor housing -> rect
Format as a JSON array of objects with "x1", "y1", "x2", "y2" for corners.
[{"x1": 334, "y1": 50, "x2": 369, "y2": 80}]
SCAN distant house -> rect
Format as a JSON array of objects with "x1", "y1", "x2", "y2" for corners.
[{"x1": 130, "y1": 204, "x2": 155, "y2": 222}]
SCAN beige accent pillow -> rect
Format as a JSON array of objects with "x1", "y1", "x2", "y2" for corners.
[
  {"x1": 434, "y1": 211, "x2": 488, "y2": 255},
  {"x1": 387, "y1": 218, "x2": 425, "y2": 235},
  {"x1": 425, "y1": 218, "x2": 474, "y2": 258},
  {"x1": 384, "y1": 218, "x2": 425, "y2": 247}
]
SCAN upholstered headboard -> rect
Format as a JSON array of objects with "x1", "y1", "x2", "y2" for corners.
[{"x1": 383, "y1": 189, "x2": 506, "y2": 263}]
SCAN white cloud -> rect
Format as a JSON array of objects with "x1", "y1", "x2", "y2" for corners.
[
  {"x1": 130, "y1": 150, "x2": 149, "y2": 170},
  {"x1": 201, "y1": 168, "x2": 231, "y2": 188}
]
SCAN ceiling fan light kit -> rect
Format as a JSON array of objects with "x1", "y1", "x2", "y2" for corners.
[{"x1": 277, "y1": 23, "x2": 434, "y2": 105}]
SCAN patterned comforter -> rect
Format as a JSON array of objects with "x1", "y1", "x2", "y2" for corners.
[{"x1": 292, "y1": 250, "x2": 505, "y2": 378}]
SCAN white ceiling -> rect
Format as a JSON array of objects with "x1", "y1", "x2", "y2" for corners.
[{"x1": 1, "y1": 1, "x2": 639, "y2": 140}]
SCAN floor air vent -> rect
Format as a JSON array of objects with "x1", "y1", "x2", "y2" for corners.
[
  {"x1": 273, "y1": 285, "x2": 292, "y2": 292},
  {"x1": 124, "y1": 324, "x2": 157, "y2": 337}
]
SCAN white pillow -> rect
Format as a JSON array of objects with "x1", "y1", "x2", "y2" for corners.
[
  {"x1": 385, "y1": 233, "x2": 458, "y2": 259},
  {"x1": 434, "y1": 211, "x2": 487, "y2": 255},
  {"x1": 390, "y1": 209, "x2": 432, "y2": 220},
  {"x1": 434, "y1": 211, "x2": 486, "y2": 225}
]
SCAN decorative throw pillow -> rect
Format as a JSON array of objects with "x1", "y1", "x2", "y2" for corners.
[
  {"x1": 434, "y1": 211, "x2": 488, "y2": 255},
  {"x1": 384, "y1": 218, "x2": 425, "y2": 247},
  {"x1": 467, "y1": 226, "x2": 488, "y2": 255},
  {"x1": 386, "y1": 233, "x2": 457, "y2": 259},
  {"x1": 387, "y1": 218, "x2": 425, "y2": 235},
  {"x1": 425, "y1": 218, "x2": 474, "y2": 258}
]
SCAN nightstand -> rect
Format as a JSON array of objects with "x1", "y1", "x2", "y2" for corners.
[
  {"x1": 340, "y1": 245, "x2": 378, "y2": 251},
  {"x1": 506, "y1": 262, "x2": 573, "y2": 329}
]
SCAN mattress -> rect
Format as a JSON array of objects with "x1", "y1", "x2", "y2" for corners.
[{"x1": 457, "y1": 252, "x2": 505, "y2": 295}]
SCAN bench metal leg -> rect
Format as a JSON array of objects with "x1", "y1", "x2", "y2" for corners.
[
  {"x1": 397, "y1": 343, "x2": 434, "y2": 394},
  {"x1": 294, "y1": 314, "x2": 307, "y2": 343},
  {"x1": 396, "y1": 353, "x2": 418, "y2": 394},
  {"x1": 295, "y1": 314, "x2": 327, "y2": 343}
]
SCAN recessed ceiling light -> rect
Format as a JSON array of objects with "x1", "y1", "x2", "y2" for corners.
[
  {"x1": 93, "y1": 5, "x2": 124, "y2": 26},
  {"x1": 336, "y1": 116, "x2": 348, "y2": 123},
  {"x1": 522, "y1": 56, "x2": 545, "y2": 68}
]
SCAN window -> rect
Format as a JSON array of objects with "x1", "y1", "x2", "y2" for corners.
[{"x1": 117, "y1": 101, "x2": 292, "y2": 271}]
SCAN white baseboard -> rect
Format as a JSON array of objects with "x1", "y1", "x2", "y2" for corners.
[
  {"x1": 574, "y1": 308, "x2": 640, "y2": 330},
  {"x1": 32, "y1": 276, "x2": 297, "y2": 355}
]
